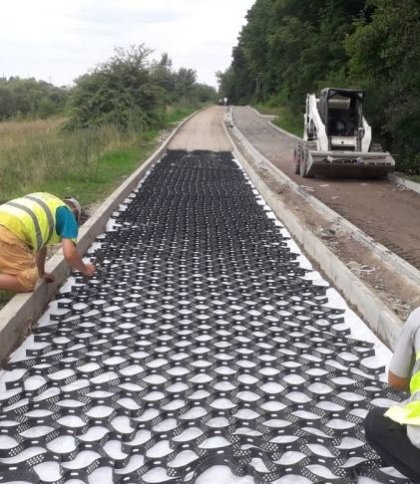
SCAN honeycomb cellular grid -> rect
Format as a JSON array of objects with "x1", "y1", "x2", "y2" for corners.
[{"x1": 0, "y1": 150, "x2": 405, "y2": 483}]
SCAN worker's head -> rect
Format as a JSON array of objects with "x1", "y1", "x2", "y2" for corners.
[{"x1": 64, "y1": 197, "x2": 82, "y2": 224}]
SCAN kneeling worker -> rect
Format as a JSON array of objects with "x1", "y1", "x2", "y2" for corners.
[
  {"x1": 364, "y1": 305, "x2": 420, "y2": 482},
  {"x1": 0, "y1": 192, "x2": 96, "y2": 292}
]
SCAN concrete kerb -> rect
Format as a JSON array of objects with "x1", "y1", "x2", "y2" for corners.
[
  {"x1": 223, "y1": 114, "x2": 402, "y2": 350},
  {"x1": 388, "y1": 173, "x2": 420, "y2": 195},
  {"x1": 0, "y1": 110, "x2": 200, "y2": 364}
]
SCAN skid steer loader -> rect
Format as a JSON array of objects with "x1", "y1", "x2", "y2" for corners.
[{"x1": 294, "y1": 88, "x2": 395, "y2": 178}]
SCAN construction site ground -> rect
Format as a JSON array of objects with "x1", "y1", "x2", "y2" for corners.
[
  {"x1": 0, "y1": 105, "x2": 404, "y2": 484},
  {"x1": 230, "y1": 106, "x2": 420, "y2": 321},
  {"x1": 1, "y1": 105, "x2": 418, "y2": 483}
]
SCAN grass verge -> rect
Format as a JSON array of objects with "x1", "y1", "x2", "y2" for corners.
[
  {"x1": 253, "y1": 103, "x2": 302, "y2": 138},
  {"x1": 0, "y1": 105, "x2": 197, "y2": 308},
  {"x1": 36, "y1": 130, "x2": 159, "y2": 207},
  {"x1": 401, "y1": 174, "x2": 420, "y2": 184}
]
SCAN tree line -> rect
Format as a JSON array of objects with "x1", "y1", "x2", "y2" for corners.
[
  {"x1": 217, "y1": 0, "x2": 420, "y2": 173},
  {"x1": 0, "y1": 45, "x2": 217, "y2": 132},
  {"x1": 68, "y1": 45, "x2": 217, "y2": 131},
  {"x1": 0, "y1": 77, "x2": 69, "y2": 120}
]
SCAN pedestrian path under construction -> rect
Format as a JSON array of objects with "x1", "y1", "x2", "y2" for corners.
[{"x1": 0, "y1": 151, "x2": 406, "y2": 483}]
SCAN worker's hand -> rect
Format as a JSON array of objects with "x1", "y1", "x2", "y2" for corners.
[
  {"x1": 82, "y1": 263, "x2": 96, "y2": 277},
  {"x1": 42, "y1": 272, "x2": 55, "y2": 283}
]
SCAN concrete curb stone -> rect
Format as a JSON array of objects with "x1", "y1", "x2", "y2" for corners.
[{"x1": 388, "y1": 173, "x2": 420, "y2": 195}]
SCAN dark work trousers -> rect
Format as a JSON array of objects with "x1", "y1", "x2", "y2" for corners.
[{"x1": 364, "y1": 408, "x2": 420, "y2": 482}]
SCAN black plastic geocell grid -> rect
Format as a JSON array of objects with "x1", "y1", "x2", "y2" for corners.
[{"x1": 0, "y1": 150, "x2": 407, "y2": 484}]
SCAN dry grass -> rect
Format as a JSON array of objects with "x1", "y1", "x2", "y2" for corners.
[
  {"x1": 0, "y1": 118, "x2": 138, "y2": 201},
  {"x1": 0, "y1": 118, "x2": 66, "y2": 149}
]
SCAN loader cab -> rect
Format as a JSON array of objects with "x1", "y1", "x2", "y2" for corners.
[{"x1": 318, "y1": 88, "x2": 364, "y2": 150}]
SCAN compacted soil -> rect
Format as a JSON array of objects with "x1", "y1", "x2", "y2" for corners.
[{"x1": 169, "y1": 106, "x2": 232, "y2": 151}]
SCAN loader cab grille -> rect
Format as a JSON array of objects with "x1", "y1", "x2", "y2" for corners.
[{"x1": 331, "y1": 145, "x2": 356, "y2": 151}]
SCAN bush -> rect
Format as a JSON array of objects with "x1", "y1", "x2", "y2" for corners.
[{"x1": 67, "y1": 45, "x2": 166, "y2": 132}]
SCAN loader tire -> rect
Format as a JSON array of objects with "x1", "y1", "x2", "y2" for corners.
[
  {"x1": 293, "y1": 144, "x2": 301, "y2": 174},
  {"x1": 299, "y1": 145, "x2": 314, "y2": 178},
  {"x1": 299, "y1": 152, "x2": 307, "y2": 177}
]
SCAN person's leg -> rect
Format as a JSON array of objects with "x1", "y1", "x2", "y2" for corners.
[
  {"x1": 0, "y1": 226, "x2": 38, "y2": 292},
  {"x1": 364, "y1": 407, "x2": 420, "y2": 482}
]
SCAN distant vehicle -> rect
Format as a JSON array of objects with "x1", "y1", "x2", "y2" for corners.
[{"x1": 294, "y1": 88, "x2": 395, "y2": 178}]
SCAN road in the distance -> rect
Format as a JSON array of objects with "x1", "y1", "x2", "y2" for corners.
[
  {"x1": 168, "y1": 106, "x2": 232, "y2": 151},
  {"x1": 233, "y1": 106, "x2": 420, "y2": 270}
]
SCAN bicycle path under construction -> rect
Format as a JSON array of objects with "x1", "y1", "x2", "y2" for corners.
[{"x1": 0, "y1": 107, "x2": 410, "y2": 483}]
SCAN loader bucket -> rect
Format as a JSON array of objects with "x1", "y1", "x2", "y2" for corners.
[{"x1": 306, "y1": 150, "x2": 395, "y2": 179}]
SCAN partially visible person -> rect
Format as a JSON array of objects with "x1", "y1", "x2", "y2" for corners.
[
  {"x1": 364, "y1": 305, "x2": 420, "y2": 482},
  {"x1": 0, "y1": 192, "x2": 95, "y2": 292}
]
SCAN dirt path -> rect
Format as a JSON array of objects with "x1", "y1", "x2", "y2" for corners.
[
  {"x1": 168, "y1": 106, "x2": 232, "y2": 151},
  {"x1": 233, "y1": 107, "x2": 420, "y2": 270}
]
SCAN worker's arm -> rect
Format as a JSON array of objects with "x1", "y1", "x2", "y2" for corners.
[
  {"x1": 388, "y1": 371, "x2": 410, "y2": 392},
  {"x1": 62, "y1": 239, "x2": 96, "y2": 276},
  {"x1": 36, "y1": 247, "x2": 55, "y2": 282}
]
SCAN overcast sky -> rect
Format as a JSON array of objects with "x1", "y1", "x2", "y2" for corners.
[{"x1": 0, "y1": 0, "x2": 255, "y2": 88}]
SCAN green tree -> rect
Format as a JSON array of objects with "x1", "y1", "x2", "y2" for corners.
[
  {"x1": 191, "y1": 83, "x2": 217, "y2": 103},
  {"x1": 68, "y1": 45, "x2": 166, "y2": 131},
  {"x1": 0, "y1": 77, "x2": 68, "y2": 120},
  {"x1": 69, "y1": 45, "x2": 216, "y2": 132},
  {"x1": 150, "y1": 53, "x2": 176, "y2": 100},
  {"x1": 346, "y1": 0, "x2": 420, "y2": 171},
  {"x1": 174, "y1": 68, "x2": 197, "y2": 99},
  {"x1": 219, "y1": 0, "x2": 365, "y2": 109}
]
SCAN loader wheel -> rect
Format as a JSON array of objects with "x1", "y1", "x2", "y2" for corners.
[
  {"x1": 299, "y1": 157, "x2": 307, "y2": 177},
  {"x1": 293, "y1": 144, "x2": 301, "y2": 174},
  {"x1": 299, "y1": 145, "x2": 308, "y2": 177},
  {"x1": 299, "y1": 145, "x2": 314, "y2": 178}
]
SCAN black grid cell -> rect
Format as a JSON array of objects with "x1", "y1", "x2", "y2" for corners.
[{"x1": 0, "y1": 150, "x2": 406, "y2": 483}]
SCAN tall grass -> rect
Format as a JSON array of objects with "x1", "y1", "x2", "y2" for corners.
[
  {"x1": 165, "y1": 103, "x2": 198, "y2": 124},
  {"x1": 0, "y1": 118, "x2": 140, "y2": 202}
]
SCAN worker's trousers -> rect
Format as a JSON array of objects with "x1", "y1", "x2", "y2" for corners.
[{"x1": 364, "y1": 408, "x2": 420, "y2": 482}]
